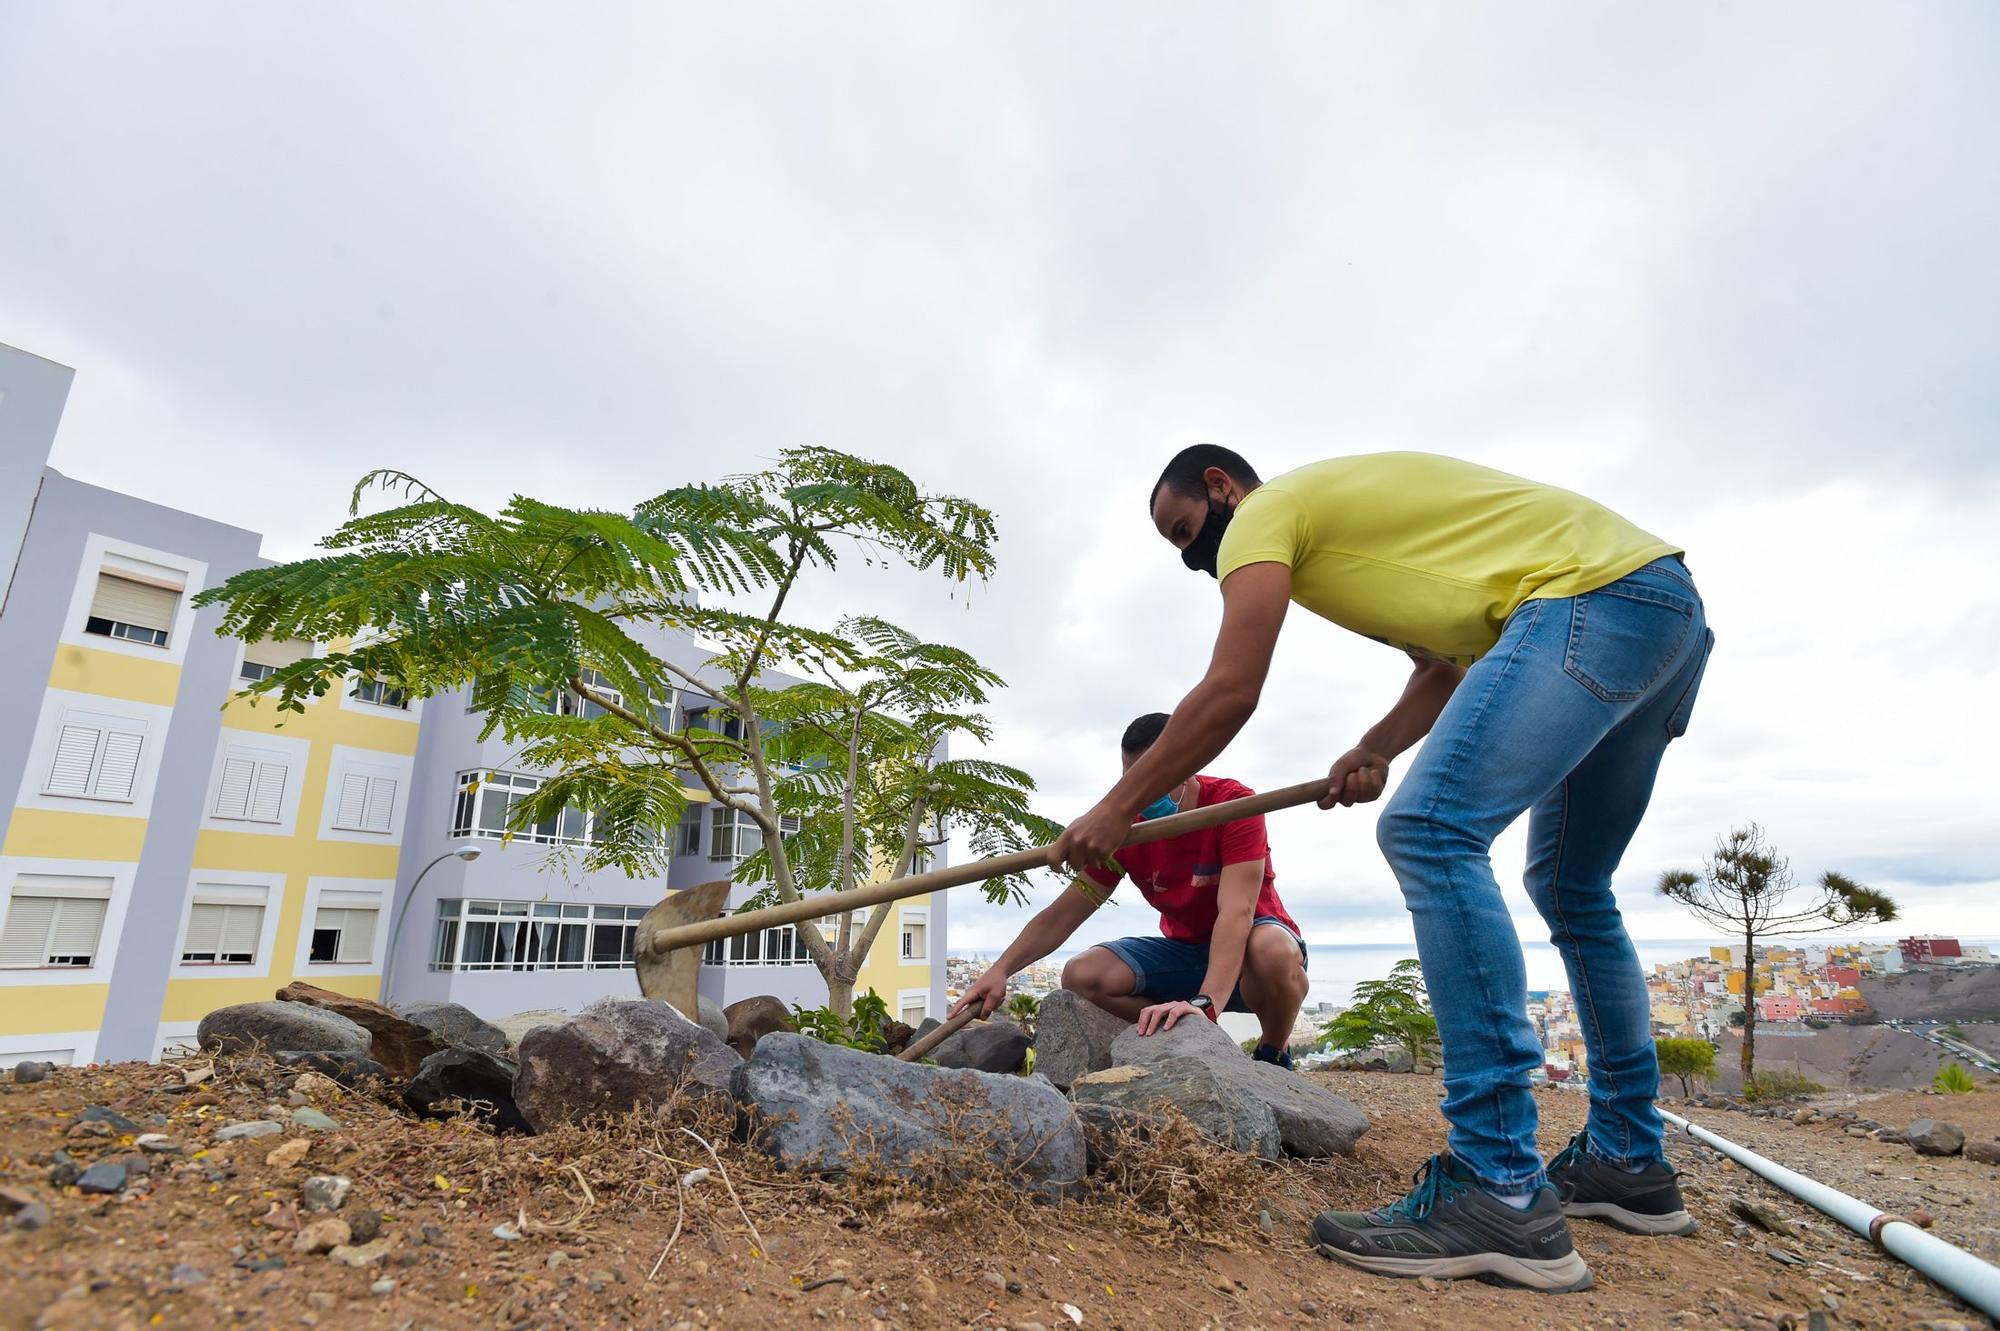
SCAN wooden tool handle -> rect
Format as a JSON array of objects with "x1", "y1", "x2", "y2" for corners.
[
  {"x1": 642, "y1": 776, "x2": 1330, "y2": 953},
  {"x1": 895, "y1": 1006, "x2": 979, "y2": 1062}
]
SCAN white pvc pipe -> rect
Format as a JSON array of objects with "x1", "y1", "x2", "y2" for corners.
[{"x1": 1660, "y1": 1108, "x2": 2000, "y2": 1321}]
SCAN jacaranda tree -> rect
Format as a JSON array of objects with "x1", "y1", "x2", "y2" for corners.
[{"x1": 195, "y1": 447, "x2": 1059, "y2": 1016}]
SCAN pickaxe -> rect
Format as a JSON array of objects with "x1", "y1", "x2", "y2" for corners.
[{"x1": 633, "y1": 777, "x2": 1330, "y2": 1024}]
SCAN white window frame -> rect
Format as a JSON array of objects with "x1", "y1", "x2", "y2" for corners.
[
  {"x1": 234, "y1": 636, "x2": 318, "y2": 690},
  {"x1": 56, "y1": 535, "x2": 208, "y2": 667},
  {"x1": 899, "y1": 906, "x2": 929, "y2": 963},
  {"x1": 897, "y1": 987, "x2": 930, "y2": 1027},
  {"x1": 317, "y1": 747, "x2": 414, "y2": 845},
  {"x1": 13, "y1": 692, "x2": 172, "y2": 820},
  {"x1": 707, "y1": 806, "x2": 800, "y2": 861},
  {"x1": 0, "y1": 858, "x2": 136, "y2": 986},
  {"x1": 0, "y1": 874, "x2": 113, "y2": 970},
  {"x1": 170, "y1": 872, "x2": 284, "y2": 980},
  {"x1": 451, "y1": 769, "x2": 596, "y2": 846},
  {"x1": 293, "y1": 879, "x2": 388, "y2": 976},
  {"x1": 431, "y1": 898, "x2": 650, "y2": 973},
  {"x1": 40, "y1": 707, "x2": 147, "y2": 804},
  {"x1": 199, "y1": 730, "x2": 309, "y2": 837}
]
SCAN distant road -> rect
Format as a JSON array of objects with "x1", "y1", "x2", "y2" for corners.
[{"x1": 1885, "y1": 1018, "x2": 2000, "y2": 1074}]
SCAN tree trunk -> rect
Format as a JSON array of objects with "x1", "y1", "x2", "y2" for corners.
[
  {"x1": 825, "y1": 974, "x2": 854, "y2": 1020},
  {"x1": 1740, "y1": 932, "x2": 1757, "y2": 1083}
]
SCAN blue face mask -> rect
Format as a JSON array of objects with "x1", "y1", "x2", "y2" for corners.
[{"x1": 1138, "y1": 791, "x2": 1180, "y2": 821}]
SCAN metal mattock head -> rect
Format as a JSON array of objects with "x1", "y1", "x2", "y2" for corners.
[{"x1": 634, "y1": 879, "x2": 733, "y2": 1021}]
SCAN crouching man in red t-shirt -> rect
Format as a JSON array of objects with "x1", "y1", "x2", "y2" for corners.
[{"x1": 950, "y1": 712, "x2": 1310, "y2": 1066}]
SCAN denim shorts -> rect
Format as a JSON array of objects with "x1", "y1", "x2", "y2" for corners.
[{"x1": 1095, "y1": 917, "x2": 1307, "y2": 1011}]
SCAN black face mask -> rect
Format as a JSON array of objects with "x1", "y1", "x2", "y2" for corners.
[{"x1": 1180, "y1": 498, "x2": 1234, "y2": 577}]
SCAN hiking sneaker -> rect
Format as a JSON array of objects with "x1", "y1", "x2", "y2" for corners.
[
  {"x1": 1252, "y1": 1043, "x2": 1294, "y2": 1070},
  {"x1": 1311, "y1": 1153, "x2": 1592, "y2": 1292},
  {"x1": 1546, "y1": 1131, "x2": 1699, "y2": 1236}
]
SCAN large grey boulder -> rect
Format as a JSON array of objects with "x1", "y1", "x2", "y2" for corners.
[
  {"x1": 405, "y1": 1047, "x2": 529, "y2": 1134},
  {"x1": 736, "y1": 1034, "x2": 1084, "y2": 1196},
  {"x1": 198, "y1": 1002, "x2": 371, "y2": 1058},
  {"x1": 1108, "y1": 1015, "x2": 1368, "y2": 1157},
  {"x1": 398, "y1": 1001, "x2": 509, "y2": 1054},
  {"x1": 932, "y1": 1020, "x2": 1030, "y2": 1074},
  {"x1": 1032, "y1": 991, "x2": 1131, "y2": 1089},
  {"x1": 694, "y1": 996, "x2": 729, "y2": 1047},
  {"x1": 723, "y1": 995, "x2": 795, "y2": 1059},
  {"x1": 1908, "y1": 1119, "x2": 1965, "y2": 1157},
  {"x1": 513, "y1": 998, "x2": 737, "y2": 1131},
  {"x1": 1072, "y1": 1060, "x2": 1281, "y2": 1160}
]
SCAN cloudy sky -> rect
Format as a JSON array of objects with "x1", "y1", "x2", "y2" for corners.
[{"x1": 5, "y1": 4, "x2": 1995, "y2": 960}]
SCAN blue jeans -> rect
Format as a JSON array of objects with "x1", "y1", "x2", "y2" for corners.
[
  {"x1": 1377, "y1": 557, "x2": 1713, "y2": 1194},
  {"x1": 1097, "y1": 917, "x2": 1307, "y2": 1011}
]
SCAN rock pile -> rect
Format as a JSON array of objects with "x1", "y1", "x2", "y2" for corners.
[{"x1": 189, "y1": 985, "x2": 1369, "y2": 1188}]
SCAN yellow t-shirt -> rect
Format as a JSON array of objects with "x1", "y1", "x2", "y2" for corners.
[{"x1": 1214, "y1": 453, "x2": 1682, "y2": 666}]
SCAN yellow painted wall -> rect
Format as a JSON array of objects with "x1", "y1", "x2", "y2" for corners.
[
  {"x1": 46, "y1": 643, "x2": 181, "y2": 707},
  {"x1": 0, "y1": 983, "x2": 109, "y2": 1037},
  {"x1": 2, "y1": 809, "x2": 149, "y2": 861}
]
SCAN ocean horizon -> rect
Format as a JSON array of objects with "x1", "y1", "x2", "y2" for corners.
[{"x1": 953, "y1": 936, "x2": 2000, "y2": 1011}]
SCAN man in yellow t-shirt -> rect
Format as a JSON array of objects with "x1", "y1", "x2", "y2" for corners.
[{"x1": 1050, "y1": 446, "x2": 1714, "y2": 1293}]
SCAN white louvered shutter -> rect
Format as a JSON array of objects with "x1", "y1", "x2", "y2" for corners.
[
  {"x1": 182, "y1": 902, "x2": 225, "y2": 958},
  {"x1": 335, "y1": 773, "x2": 370, "y2": 830},
  {"x1": 214, "y1": 757, "x2": 255, "y2": 818},
  {"x1": 0, "y1": 897, "x2": 58, "y2": 966},
  {"x1": 363, "y1": 777, "x2": 396, "y2": 833},
  {"x1": 48, "y1": 898, "x2": 106, "y2": 962},
  {"x1": 93, "y1": 730, "x2": 142, "y2": 799},
  {"x1": 46, "y1": 725, "x2": 100, "y2": 795},
  {"x1": 219, "y1": 904, "x2": 263, "y2": 958},
  {"x1": 249, "y1": 763, "x2": 287, "y2": 822},
  {"x1": 242, "y1": 638, "x2": 312, "y2": 671},
  {"x1": 90, "y1": 574, "x2": 180, "y2": 633},
  {"x1": 339, "y1": 906, "x2": 378, "y2": 961}
]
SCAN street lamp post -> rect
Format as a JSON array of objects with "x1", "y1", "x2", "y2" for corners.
[{"x1": 379, "y1": 845, "x2": 482, "y2": 1005}]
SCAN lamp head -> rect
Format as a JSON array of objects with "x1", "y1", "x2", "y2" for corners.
[{"x1": 452, "y1": 846, "x2": 483, "y2": 863}]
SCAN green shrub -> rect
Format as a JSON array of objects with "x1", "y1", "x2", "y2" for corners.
[
  {"x1": 1940, "y1": 1022, "x2": 1968, "y2": 1041},
  {"x1": 792, "y1": 987, "x2": 892, "y2": 1053},
  {"x1": 1655, "y1": 1037, "x2": 1718, "y2": 1096},
  {"x1": 1934, "y1": 1062, "x2": 1977, "y2": 1094},
  {"x1": 1741, "y1": 1067, "x2": 1825, "y2": 1102}
]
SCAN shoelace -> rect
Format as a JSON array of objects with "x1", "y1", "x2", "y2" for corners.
[
  {"x1": 1546, "y1": 1130, "x2": 1590, "y2": 1176},
  {"x1": 1377, "y1": 1154, "x2": 1467, "y2": 1223}
]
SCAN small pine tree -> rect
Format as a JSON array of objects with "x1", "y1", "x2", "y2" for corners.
[{"x1": 1655, "y1": 1037, "x2": 1718, "y2": 1096}]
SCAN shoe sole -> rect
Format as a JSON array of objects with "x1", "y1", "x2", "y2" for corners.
[
  {"x1": 1314, "y1": 1242, "x2": 1594, "y2": 1293},
  {"x1": 1564, "y1": 1200, "x2": 1700, "y2": 1237}
]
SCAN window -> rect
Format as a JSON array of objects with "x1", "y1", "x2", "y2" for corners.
[
  {"x1": 308, "y1": 893, "x2": 380, "y2": 964},
  {"x1": 44, "y1": 709, "x2": 146, "y2": 802},
  {"x1": 84, "y1": 572, "x2": 180, "y2": 648},
  {"x1": 451, "y1": 770, "x2": 592, "y2": 845},
  {"x1": 351, "y1": 677, "x2": 409, "y2": 710},
  {"x1": 699, "y1": 915, "x2": 814, "y2": 967},
  {"x1": 684, "y1": 707, "x2": 745, "y2": 741},
  {"x1": 332, "y1": 768, "x2": 398, "y2": 834},
  {"x1": 240, "y1": 638, "x2": 313, "y2": 685},
  {"x1": 431, "y1": 899, "x2": 649, "y2": 972},
  {"x1": 180, "y1": 888, "x2": 266, "y2": 965},
  {"x1": 678, "y1": 803, "x2": 705, "y2": 856},
  {"x1": 212, "y1": 744, "x2": 288, "y2": 823},
  {"x1": 900, "y1": 907, "x2": 928, "y2": 962},
  {"x1": 899, "y1": 991, "x2": 928, "y2": 1027},
  {"x1": 1, "y1": 876, "x2": 113, "y2": 968},
  {"x1": 707, "y1": 807, "x2": 799, "y2": 861}
]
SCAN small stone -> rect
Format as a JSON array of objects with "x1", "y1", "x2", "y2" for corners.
[
  {"x1": 1764, "y1": 1245, "x2": 1804, "y2": 1266},
  {"x1": 265, "y1": 1138, "x2": 312, "y2": 1169},
  {"x1": 134, "y1": 1133, "x2": 179, "y2": 1154},
  {"x1": 1416, "y1": 1275, "x2": 1441, "y2": 1292},
  {"x1": 327, "y1": 1239, "x2": 391, "y2": 1268},
  {"x1": 1865, "y1": 1162, "x2": 1887, "y2": 1176},
  {"x1": 300, "y1": 1175, "x2": 352, "y2": 1212},
  {"x1": 492, "y1": 1223, "x2": 524, "y2": 1241},
  {"x1": 180, "y1": 1063, "x2": 213, "y2": 1087},
  {"x1": 1006, "y1": 1280, "x2": 1026, "y2": 1294},
  {"x1": 982, "y1": 1271, "x2": 1007, "y2": 1291},
  {"x1": 78, "y1": 1105, "x2": 140, "y2": 1132},
  {"x1": 1731, "y1": 1197, "x2": 1796, "y2": 1236},
  {"x1": 546, "y1": 1252, "x2": 571, "y2": 1270},
  {"x1": 215, "y1": 1120, "x2": 284, "y2": 1142},
  {"x1": 0, "y1": 1186, "x2": 52, "y2": 1231},
  {"x1": 1299, "y1": 1300, "x2": 1319, "y2": 1315},
  {"x1": 1964, "y1": 1139, "x2": 2000, "y2": 1165},
  {"x1": 13, "y1": 1060, "x2": 49, "y2": 1083},
  {"x1": 169, "y1": 1262, "x2": 206, "y2": 1285},
  {"x1": 347, "y1": 1210, "x2": 382, "y2": 1244},
  {"x1": 76, "y1": 1161, "x2": 127, "y2": 1195},
  {"x1": 1907, "y1": 1207, "x2": 1935, "y2": 1228},
  {"x1": 305, "y1": 1293, "x2": 334, "y2": 1311},
  {"x1": 1907, "y1": 1119, "x2": 1965, "y2": 1157},
  {"x1": 66, "y1": 1119, "x2": 112, "y2": 1139},
  {"x1": 292, "y1": 1218, "x2": 352, "y2": 1254},
  {"x1": 370, "y1": 1279, "x2": 396, "y2": 1297},
  {"x1": 290, "y1": 1107, "x2": 341, "y2": 1132}
]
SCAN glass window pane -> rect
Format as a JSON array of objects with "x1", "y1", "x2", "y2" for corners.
[
  {"x1": 590, "y1": 922, "x2": 625, "y2": 966},
  {"x1": 557, "y1": 921, "x2": 588, "y2": 966},
  {"x1": 562, "y1": 904, "x2": 590, "y2": 918},
  {"x1": 533, "y1": 903, "x2": 560, "y2": 918}
]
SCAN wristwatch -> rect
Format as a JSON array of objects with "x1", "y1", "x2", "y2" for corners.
[{"x1": 1187, "y1": 995, "x2": 1218, "y2": 1022}]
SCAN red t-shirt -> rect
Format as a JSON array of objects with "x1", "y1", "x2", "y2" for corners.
[{"x1": 1080, "y1": 775, "x2": 1299, "y2": 943}]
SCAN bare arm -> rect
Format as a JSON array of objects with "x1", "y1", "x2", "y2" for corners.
[
  {"x1": 950, "y1": 882, "x2": 1106, "y2": 1017},
  {"x1": 1194, "y1": 859, "x2": 1264, "y2": 1011},
  {"x1": 1320, "y1": 655, "x2": 1465, "y2": 808},
  {"x1": 1053, "y1": 562, "x2": 1290, "y2": 868}
]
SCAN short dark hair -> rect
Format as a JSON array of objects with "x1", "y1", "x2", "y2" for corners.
[
  {"x1": 1149, "y1": 444, "x2": 1260, "y2": 513},
  {"x1": 1121, "y1": 712, "x2": 1171, "y2": 754}
]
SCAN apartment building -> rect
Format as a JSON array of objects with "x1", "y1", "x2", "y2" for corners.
[{"x1": 0, "y1": 344, "x2": 943, "y2": 1065}]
